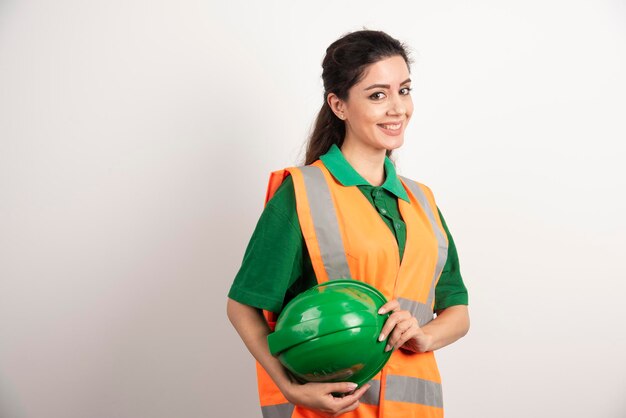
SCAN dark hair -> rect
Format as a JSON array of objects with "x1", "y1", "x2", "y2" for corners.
[{"x1": 304, "y1": 30, "x2": 412, "y2": 165}]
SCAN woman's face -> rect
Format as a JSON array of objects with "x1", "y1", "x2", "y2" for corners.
[{"x1": 331, "y1": 55, "x2": 413, "y2": 154}]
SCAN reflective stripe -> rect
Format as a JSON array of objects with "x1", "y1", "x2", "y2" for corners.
[
  {"x1": 360, "y1": 379, "x2": 381, "y2": 405},
  {"x1": 300, "y1": 166, "x2": 352, "y2": 280},
  {"x1": 261, "y1": 403, "x2": 295, "y2": 418},
  {"x1": 398, "y1": 297, "x2": 434, "y2": 327},
  {"x1": 385, "y1": 375, "x2": 443, "y2": 408},
  {"x1": 400, "y1": 177, "x2": 449, "y2": 307}
]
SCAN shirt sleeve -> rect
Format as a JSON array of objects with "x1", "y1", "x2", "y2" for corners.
[
  {"x1": 227, "y1": 176, "x2": 305, "y2": 313},
  {"x1": 434, "y1": 207, "x2": 469, "y2": 311}
]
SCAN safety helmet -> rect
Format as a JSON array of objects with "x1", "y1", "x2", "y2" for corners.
[{"x1": 267, "y1": 280, "x2": 391, "y2": 387}]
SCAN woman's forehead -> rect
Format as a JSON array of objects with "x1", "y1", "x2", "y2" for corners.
[{"x1": 357, "y1": 56, "x2": 411, "y2": 87}]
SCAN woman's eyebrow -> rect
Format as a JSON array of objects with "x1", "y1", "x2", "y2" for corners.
[{"x1": 364, "y1": 78, "x2": 412, "y2": 91}]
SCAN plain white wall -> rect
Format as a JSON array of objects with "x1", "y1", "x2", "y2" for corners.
[{"x1": 1, "y1": 1, "x2": 625, "y2": 417}]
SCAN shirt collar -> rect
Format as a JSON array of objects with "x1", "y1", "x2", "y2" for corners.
[{"x1": 319, "y1": 144, "x2": 410, "y2": 202}]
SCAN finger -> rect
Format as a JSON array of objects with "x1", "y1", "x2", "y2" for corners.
[
  {"x1": 323, "y1": 381, "x2": 358, "y2": 395},
  {"x1": 327, "y1": 384, "x2": 371, "y2": 412},
  {"x1": 378, "y1": 299, "x2": 400, "y2": 315},
  {"x1": 391, "y1": 327, "x2": 419, "y2": 351},
  {"x1": 349, "y1": 383, "x2": 371, "y2": 401},
  {"x1": 386, "y1": 317, "x2": 418, "y2": 350},
  {"x1": 333, "y1": 383, "x2": 371, "y2": 402},
  {"x1": 378, "y1": 310, "x2": 411, "y2": 342}
]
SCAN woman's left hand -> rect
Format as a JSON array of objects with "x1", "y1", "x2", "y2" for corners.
[{"x1": 377, "y1": 299, "x2": 433, "y2": 353}]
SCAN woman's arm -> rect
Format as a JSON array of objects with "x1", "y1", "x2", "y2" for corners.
[
  {"x1": 378, "y1": 302, "x2": 469, "y2": 353},
  {"x1": 226, "y1": 298, "x2": 371, "y2": 417},
  {"x1": 421, "y1": 305, "x2": 470, "y2": 351}
]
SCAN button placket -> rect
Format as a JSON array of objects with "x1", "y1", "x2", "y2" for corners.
[{"x1": 373, "y1": 187, "x2": 387, "y2": 217}]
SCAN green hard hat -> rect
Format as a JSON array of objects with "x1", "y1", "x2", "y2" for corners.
[{"x1": 267, "y1": 280, "x2": 391, "y2": 387}]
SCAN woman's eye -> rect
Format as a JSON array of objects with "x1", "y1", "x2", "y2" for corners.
[
  {"x1": 369, "y1": 92, "x2": 386, "y2": 100},
  {"x1": 400, "y1": 87, "x2": 412, "y2": 95}
]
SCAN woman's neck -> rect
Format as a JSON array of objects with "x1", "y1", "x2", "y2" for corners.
[{"x1": 340, "y1": 140, "x2": 387, "y2": 187}]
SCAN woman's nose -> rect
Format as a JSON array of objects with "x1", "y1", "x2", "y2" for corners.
[{"x1": 387, "y1": 93, "x2": 407, "y2": 116}]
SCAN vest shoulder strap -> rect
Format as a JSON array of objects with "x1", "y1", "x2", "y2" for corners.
[
  {"x1": 265, "y1": 169, "x2": 292, "y2": 206},
  {"x1": 399, "y1": 176, "x2": 449, "y2": 310},
  {"x1": 293, "y1": 164, "x2": 353, "y2": 282}
]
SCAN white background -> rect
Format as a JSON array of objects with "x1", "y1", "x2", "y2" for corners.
[{"x1": 1, "y1": 1, "x2": 625, "y2": 417}]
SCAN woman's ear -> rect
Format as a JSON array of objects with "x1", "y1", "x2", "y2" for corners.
[{"x1": 327, "y1": 93, "x2": 346, "y2": 120}]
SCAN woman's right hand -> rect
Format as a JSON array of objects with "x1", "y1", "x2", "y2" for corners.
[
  {"x1": 283, "y1": 381, "x2": 371, "y2": 417},
  {"x1": 226, "y1": 299, "x2": 371, "y2": 416}
]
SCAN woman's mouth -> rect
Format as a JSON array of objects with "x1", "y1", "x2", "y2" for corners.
[{"x1": 377, "y1": 122, "x2": 403, "y2": 136}]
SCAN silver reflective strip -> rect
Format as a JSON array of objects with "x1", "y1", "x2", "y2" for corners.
[
  {"x1": 261, "y1": 403, "x2": 295, "y2": 418},
  {"x1": 400, "y1": 177, "x2": 449, "y2": 307},
  {"x1": 385, "y1": 375, "x2": 443, "y2": 408},
  {"x1": 398, "y1": 298, "x2": 434, "y2": 327},
  {"x1": 360, "y1": 379, "x2": 381, "y2": 405},
  {"x1": 300, "y1": 166, "x2": 352, "y2": 280}
]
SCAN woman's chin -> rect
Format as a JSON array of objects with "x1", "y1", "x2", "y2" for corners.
[{"x1": 384, "y1": 137, "x2": 405, "y2": 151}]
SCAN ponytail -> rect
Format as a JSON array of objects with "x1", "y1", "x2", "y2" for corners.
[{"x1": 304, "y1": 100, "x2": 345, "y2": 165}]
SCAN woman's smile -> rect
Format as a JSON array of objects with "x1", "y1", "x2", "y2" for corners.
[{"x1": 377, "y1": 121, "x2": 404, "y2": 136}]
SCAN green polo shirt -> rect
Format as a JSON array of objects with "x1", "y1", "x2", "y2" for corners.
[{"x1": 228, "y1": 144, "x2": 468, "y2": 314}]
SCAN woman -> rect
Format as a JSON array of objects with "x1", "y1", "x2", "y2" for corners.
[{"x1": 227, "y1": 29, "x2": 469, "y2": 418}]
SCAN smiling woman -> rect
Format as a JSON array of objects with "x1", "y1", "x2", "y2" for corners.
[{"x1": 226, "y1": 29, "x2": 469, "y2": 418}]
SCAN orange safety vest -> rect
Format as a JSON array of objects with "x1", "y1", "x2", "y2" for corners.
[{"x1": 256, "y1": 159, "x2": 449, "y2": 418}]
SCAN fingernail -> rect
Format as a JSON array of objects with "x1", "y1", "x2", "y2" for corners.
[
  {"x1": 378, "y1": 308, "x2": 385, "y2": 314},
  {"x1": 347, "y1": 383, "x2": 358, "y2": 390},
  {"x1": 385, "y1": 344, "x2": 391, "y2": 352},
  {"x1": 378, "y1": 334, "x2": 385, "y2": 342}
]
